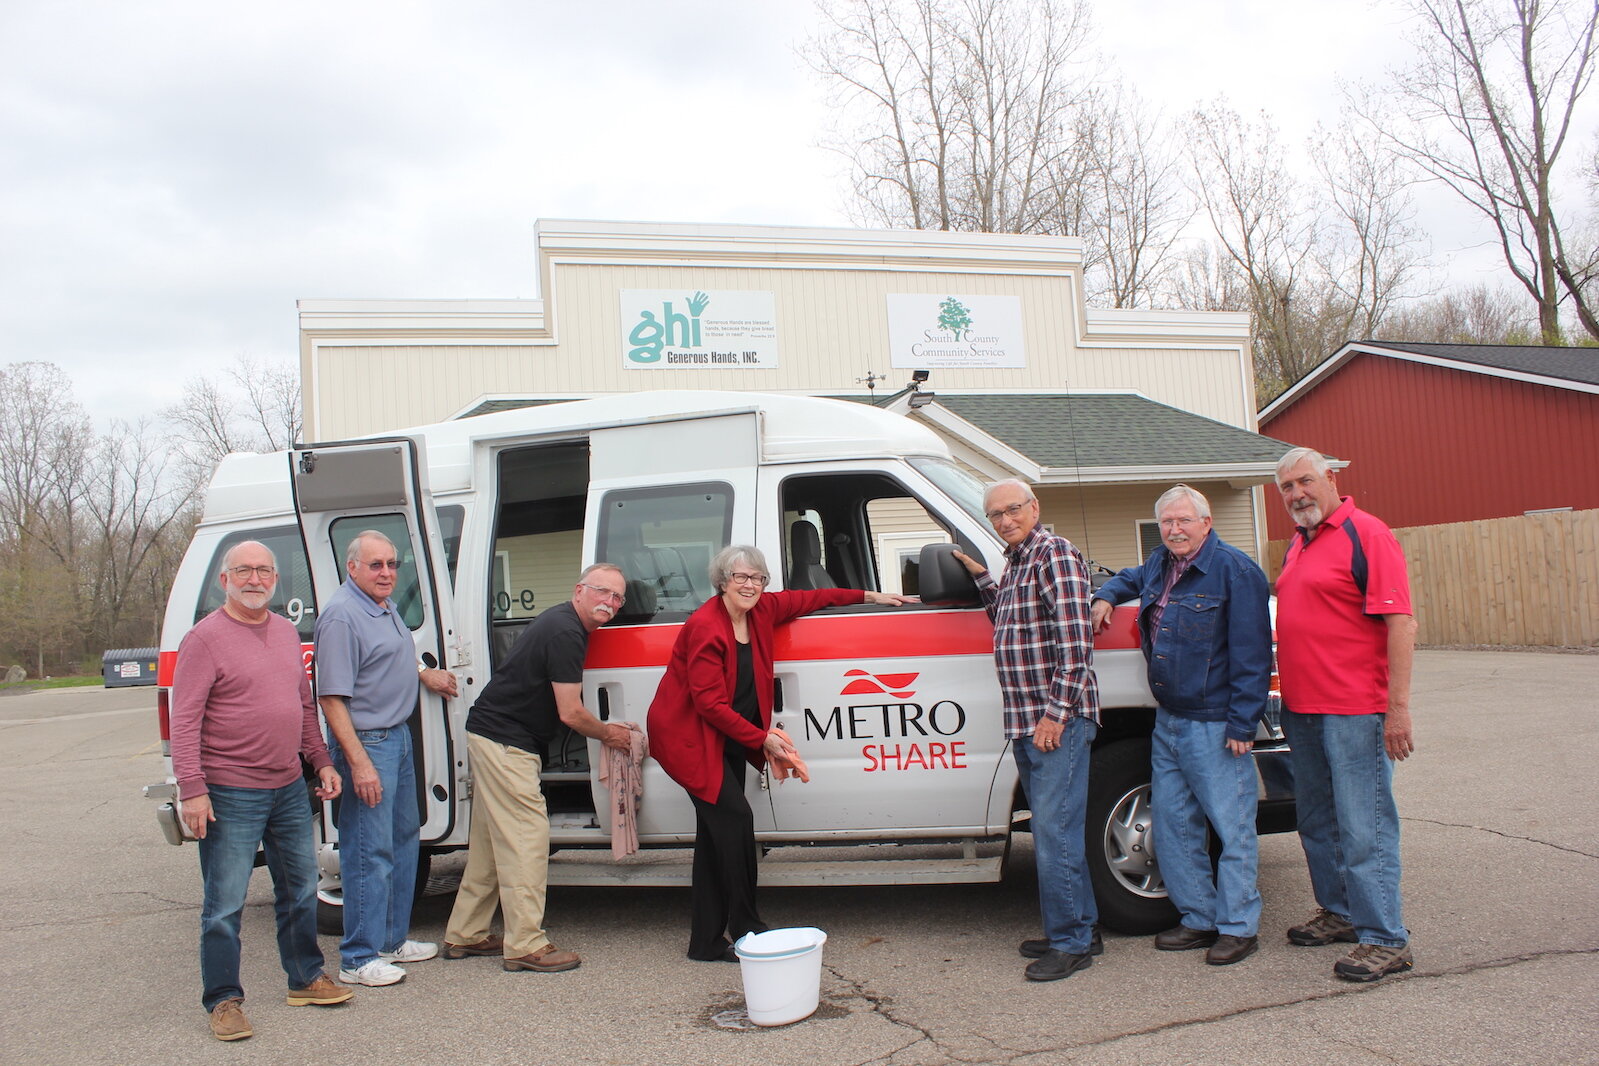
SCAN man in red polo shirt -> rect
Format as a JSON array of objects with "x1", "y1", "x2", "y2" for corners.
[{"x1": 1274, "y1": 447, "x2": 1417, "y2": 982}]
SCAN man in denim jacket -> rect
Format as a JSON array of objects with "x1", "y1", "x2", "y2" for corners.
[{"x1": 1091, "y1": 485, "x2": 1271, "y2": 965}]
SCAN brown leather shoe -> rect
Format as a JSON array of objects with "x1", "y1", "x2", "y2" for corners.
[
  {"x1": 443, "y1": 934, "x2": 504, "y2": 959},
  {"x1": 503, "y1": 944, "x2": 581, "y2": 972},
  {"x1": 285, "y1": 973, "x2": 354, "y2": 1006},
  {"x1": 1154, "y1": 924, "x2": 1219, "y2": 951},
  {"x1": 209, "y1": 998, "x2": 252, "y2": 1041},
  {"x1": 1205, "y1": 934, "x2": 1259, "y2": 965}
]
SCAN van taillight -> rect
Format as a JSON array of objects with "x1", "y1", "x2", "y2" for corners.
[{"x1": 157, "y1": 687, "x2": 172, "y2": 744}]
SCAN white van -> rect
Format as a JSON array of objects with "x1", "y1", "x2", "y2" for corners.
[{"x1": 145, "y1": 391, "x2": 1294, "y2": 934}]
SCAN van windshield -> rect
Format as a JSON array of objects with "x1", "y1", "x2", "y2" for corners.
[{"x1": 908, "y1": 457, "x2": 990, "y2": 527}]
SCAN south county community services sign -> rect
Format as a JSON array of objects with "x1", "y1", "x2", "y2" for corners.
[
  {"x1": 620, "y1": 289, "x2": 779, "y2": 369},
  {"x1": 886, "y1": 294, "x2": 1026, "y2": 369}
]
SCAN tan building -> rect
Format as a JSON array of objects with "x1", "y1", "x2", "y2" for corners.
[{"x1": 298, "y1": 219, "x2": 1289, "y2": 569}]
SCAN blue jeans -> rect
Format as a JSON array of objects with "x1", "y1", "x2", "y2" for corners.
[
  {"x1": 331, "y1": 726, "x2": 420, "y2": 969},
  {"x1": 1152, "y1": 711, "x2": 1260, "y2": 936},
  {"x1": 1012, "y1": 716, "x2": 1098, "y2": 954},
  {"x1": 198, "y1": 782, "x2": 325, "y2": 1009},
  {"x1": 1283, "y1": 711, "x2": 1407, "y2": 946}
]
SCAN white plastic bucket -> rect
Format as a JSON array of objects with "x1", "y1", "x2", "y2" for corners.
[{"x1": 734, "y1": 927, "x2": 827, "y2": 1026}]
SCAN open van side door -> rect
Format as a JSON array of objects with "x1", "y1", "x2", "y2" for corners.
[
  {"x1": 290, "y1": 437, "x2": 463, "y2": 844},
  {"x1": 584, "y1": 411, "x2": 763, "y2": 840}
]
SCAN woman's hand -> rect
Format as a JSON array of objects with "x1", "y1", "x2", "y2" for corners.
[
  {"x1": 763, "y1": 730, "x2": 797, "y2": 760},
  {"x1": 863, "y1": 590, "x2": 910, "y2": 607}
]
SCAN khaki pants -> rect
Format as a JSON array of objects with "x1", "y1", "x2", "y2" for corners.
[{"x1": 445, "y1": 734, "x2": 551, "y2": 957}]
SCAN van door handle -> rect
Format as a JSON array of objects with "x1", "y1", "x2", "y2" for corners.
[
  {"x1": 772, "y1": 678, "x2": 783, "y2": 713},
  {"x1": 597, "y1": 688, "x2": 610, "y2": 722}
]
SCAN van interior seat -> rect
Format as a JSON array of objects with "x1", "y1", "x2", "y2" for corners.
[{"x1": 788, "y1": 522, "x2": 836, "y2": 589}]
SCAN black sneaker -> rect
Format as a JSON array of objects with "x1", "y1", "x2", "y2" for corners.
[
  {"x1": 1024, "y1": 949, "x2": 1093, "y2": 982},
  {"x1": 1019, "y1": 928, "x2": 1103, "y2": 959}
]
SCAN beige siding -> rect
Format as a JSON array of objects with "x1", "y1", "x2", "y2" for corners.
[
  {"x1": 1035, "y1": 481, "x2": 1261, "y2": 571},
  {"x1": 494, "y1": 529, "x2": 584, "y2": 620},
  {"x1": 309, "y1": 260, "x2": 1250, "y2": 439}
]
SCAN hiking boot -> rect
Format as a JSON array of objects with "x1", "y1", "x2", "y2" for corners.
[
  {"x1": 443, "y1": 934, "x2": 504, "y2": 959},
  {"x1": 209, "y1": 998, "x2": 252, "y2": 1042},
  {"x1": 379, "y1": 939, "x2": 438, "y2": 963},
  {"x1": 1019, "y1": 928, "x2": 1104, "y2": 959},
  {"x1": 286, "y1": 974, "x2": 354, "y2": 1006},
  {"x1": 1024, "y1": 949, "x2": 1092, "y2": 982},
  {"x1": 338, "y1": 959, "x2": 406, "y2": 986},
  {"x1": 1333, "y1": 942, "x2": 1413, "y2": 982},
  {"x1": 1287, "y1": 908, "x2": 1357, "y2": 946}
]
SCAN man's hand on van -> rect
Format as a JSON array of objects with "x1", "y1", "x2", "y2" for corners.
[
  {"x1": 313, "y1": 765, "x2": 342, "y2": 801},
  {"x1": 863, "y1": 590, "x2": 910, "y2": 607},
  {"x1": 951, "y1": 550, "x2": 986, "y2": 577},
  {"x1": 420, "y1": 668, "x2": 459, "y2": 699},
  {"x1": 1090, "y1": 599, "x2": 1114, "y2": 632},
  {"x1": 182, "y1": 794, "x2": 214, "y2": 840}
]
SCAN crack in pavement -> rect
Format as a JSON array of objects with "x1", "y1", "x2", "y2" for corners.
[
  {"x1": 1403, "y1": 815, "x2": 1599, "y2": 859},
  {"x1": 826, "y1": 947, "x2": 1597, "y2": 1065}
]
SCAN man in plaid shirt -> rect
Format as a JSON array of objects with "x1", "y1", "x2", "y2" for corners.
[{"x1": 956, "y1": 479, "x2": 1101, "y2": 981}]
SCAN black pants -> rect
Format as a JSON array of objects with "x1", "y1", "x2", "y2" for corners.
[{"x1": 686, "y1": 743, "x2": 767, "y2": 959}]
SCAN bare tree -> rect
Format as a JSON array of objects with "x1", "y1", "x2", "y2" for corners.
[
  {"x1": 164, "y1": 354, "x2": 302, "y2": 482},
  {"x1": 807, "y1": 0, "x2": 1097, "y2": 234},
  {"x1": 1352, "y1": 0, "x2": 1599, "y2": 343},
  {"x1": 1377, "y1": 282, "x2": 1540, "y2": 340}
]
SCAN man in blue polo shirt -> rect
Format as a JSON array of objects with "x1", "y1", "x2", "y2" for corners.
[{"x1": 315, "y1": 529, "x2": 459, "y2": 987}]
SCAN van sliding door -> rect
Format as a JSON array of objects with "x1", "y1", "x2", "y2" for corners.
[{"x1": 289, "y1": 437, "x2": 461, "y2": 844}]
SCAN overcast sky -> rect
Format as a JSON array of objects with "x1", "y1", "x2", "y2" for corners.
[{"x1": 0, "y1": 0, "x2": 1563, "y2": 424}]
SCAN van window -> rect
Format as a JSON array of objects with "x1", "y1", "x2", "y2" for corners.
[
  {"x1": 598, "y1": 482, "x2": 731, "y2": 623},
  {"x1": 781, "y1": 473, "x2": 955, "y2": 597},
  {"x1": 194, "y1": 527, "x2": 318, "y2": 641},
  {"x1": 326, "y1": 507, "x2": 464, "y2": 631}
]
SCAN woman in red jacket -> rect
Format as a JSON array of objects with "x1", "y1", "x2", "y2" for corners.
[{"x1": 647, "y1": 544, "x2": 905, "y2": 961}]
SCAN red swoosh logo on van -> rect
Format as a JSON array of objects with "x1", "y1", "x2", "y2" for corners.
[{"x1": 840, "y1": 669, "x2": 919, "y2": 699}]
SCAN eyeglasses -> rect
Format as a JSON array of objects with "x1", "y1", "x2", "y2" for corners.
[
  {"x1": 582, "y1": 583, "x2": 626, "y2": 605},
  {"x1": 727, "y1": 572, "x2": 770, "y2": 586},
  {"x1": 363, "y1": 559, "x2": 402, "y2": 572},
  {"x1": 984, "y1": 500, "x2": 1033, "y2": 523},
  {"x1": 1159, "y1": 516, "x2": 1204, "y2": 529},
  {"x1": 228, "y1": 565, "x2": 277, "y2": 580}
]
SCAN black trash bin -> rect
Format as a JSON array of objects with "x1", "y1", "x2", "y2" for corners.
[{"x1": 102, "y1": 647, "x2": 159, "y2": 688}]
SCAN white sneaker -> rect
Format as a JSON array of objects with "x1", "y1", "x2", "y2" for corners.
[
  {"x1": 338, "y1": 959, "x2": 406, "y2": 986},
  {"x1": 379, "y1": 939, "x2": 439, "y2": 964}
]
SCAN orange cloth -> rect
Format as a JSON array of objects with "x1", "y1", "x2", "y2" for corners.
[{"x1": 767, "y1": 725, "x2": 810, "y2": 784}]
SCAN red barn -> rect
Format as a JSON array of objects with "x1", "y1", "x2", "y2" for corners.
[{"x1": 1257, "y1": 341, "x2": 1599, "y2": 540}]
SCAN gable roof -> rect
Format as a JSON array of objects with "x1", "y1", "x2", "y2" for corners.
[
  {"x1": 1260, "y1": 340, "x2": 1599, "y2": 422},
  {"x1": 904, "y1": 392, "x2": 1296, "y2": 485}
]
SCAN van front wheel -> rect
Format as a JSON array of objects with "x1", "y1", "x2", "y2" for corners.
[{"x1": 1086, "y1": 739, "x2": 1179, "y2": 935}]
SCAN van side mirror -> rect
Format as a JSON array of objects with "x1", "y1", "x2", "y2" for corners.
[{"x1": 917, "y1": 543, "x2": 980, "y2": 606}]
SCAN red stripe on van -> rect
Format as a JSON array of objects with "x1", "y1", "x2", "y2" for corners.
[{"x1": 584, "y1": 604, "x2": 1139, "y2": 670}]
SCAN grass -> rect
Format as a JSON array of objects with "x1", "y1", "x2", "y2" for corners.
[{"x1": 0, "y1": 675, "x2": 106, "y2": 691}]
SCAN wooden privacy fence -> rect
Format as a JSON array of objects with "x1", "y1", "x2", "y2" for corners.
[{"x1": 1267, "y1": 508, "x2": 1599, "y2": 648}]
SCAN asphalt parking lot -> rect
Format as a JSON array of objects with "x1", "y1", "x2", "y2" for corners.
[{"x1": 2, "y1": 648, "x2": 1595, "y2": 1066}]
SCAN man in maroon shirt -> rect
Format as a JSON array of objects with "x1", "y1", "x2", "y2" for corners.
[{"x1": 171, "y1": 541, "x2": 351, "y2": 1041}]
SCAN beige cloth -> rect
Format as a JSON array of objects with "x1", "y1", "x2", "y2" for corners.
[
  {"x1": 445, "y1": 734, "x2": 552, "y2": 957},
  {"x1": 599, "y1": 722, "x2": 648, "y2": 859}
]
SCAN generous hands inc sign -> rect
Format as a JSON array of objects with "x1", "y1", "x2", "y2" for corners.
[
  {"x1": 620, "y1": 289, "x2": 779, "y2": 369},
  {"x1": 886, "y1": 294, "x2": 1026, "y2": 369}
]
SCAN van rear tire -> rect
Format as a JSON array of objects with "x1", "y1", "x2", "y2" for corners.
[
  {"x1": 1086, "y1": 739, "x2": 1179, "y2": 935},
  {"x1": 315, "y1": 851, "x2": 433, "y2": 937}
]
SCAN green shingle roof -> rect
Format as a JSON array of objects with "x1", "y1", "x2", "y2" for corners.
[{"x1": 931, "y1": 393, "x2": 1295, "y2": 468}]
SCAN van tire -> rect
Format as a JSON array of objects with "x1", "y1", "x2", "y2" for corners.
[
  {"x1": 1086, "y1": 739, "x2": 1179, "y2": 935},
  {"x1": 315, "y1": 851, "x2": 433, "y2": 937}
]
